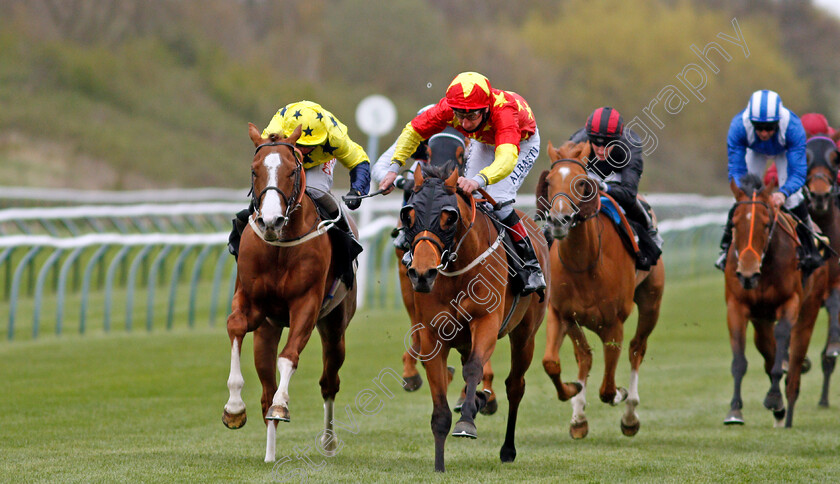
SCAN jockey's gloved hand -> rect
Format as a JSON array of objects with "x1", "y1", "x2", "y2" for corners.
[
  {"x1": 599, "y1": 180, "x2": 609, "y2": 193},
  {"x1": 344, "y1": 189, "x2": 362, "y2": 210}
]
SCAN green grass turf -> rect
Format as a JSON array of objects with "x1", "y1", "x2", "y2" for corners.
[{"x1": 2, "y1": 275, "x2": 840, "y2": 483}]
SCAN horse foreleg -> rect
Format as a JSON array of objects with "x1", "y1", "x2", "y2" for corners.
[
  {"x1": 316, "y1": 308, "x2": 349, "y2": 453},
  {"x1": 724, "y1": 302, "x2": 750, "y2": 425},
  {"x1": 254, "y1": 324, "x2": 283, "y2": 462},
  {"x1": 267, "y1": 294, "x2": 320, "y2": 423},
  {"x1": 419, "y1": 334, "x2": 451, "y2": 472},
  {"x1": 542, "y1": 307, "x2": 582, "y2": 401},
  {"x1": 598, "y1": 322, "x2": 626, "y2": 406},
  {"x1": 401, "y1": 326, "x2": 423, "y2": 392},
  {"x1": 567, "y1": 322, "x2": 591, "y2": 439},
  {"x1": 453, "y1": 315, "x2": 499, "y2": 440},
  {"x1": 785, "y1": 296, "x2": 820, "y2": 427},
  {"x1": 499, "y1": 320, "x2": 536, "y2": 463},
  {"x1": 766, "y1": 309, "x2": 796, "y2": 426},
  {"x1": 223, "y1": 295, "x2": 251, "y2": 430},
  {"x1": 825, "y1": 288, "x2": 840, "y2": 357}
]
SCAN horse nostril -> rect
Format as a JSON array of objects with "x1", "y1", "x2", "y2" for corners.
[
  {"x1": 274, "y1": 216, "x2": 286, "y2": 229},
  {"x1": 256, "y1": 217, "x2": 266, "y2": 231}
]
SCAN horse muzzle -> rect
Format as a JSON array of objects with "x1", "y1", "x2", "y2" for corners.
[
  {"x1": 736, "y1": 271, "x2": 760, "y2": 290},
  {"x1": 548, "y1": 215, "x2": 573, "y2": 240},
  {"x1": 256, "y1": 214, "x2": 287, "y2": 240},
  {"x1": 407, "y1": 266, "x2": 438, "y2": 293},
  {"x1": 809, "y1": 192, "x2": 832, "y2": 214}
]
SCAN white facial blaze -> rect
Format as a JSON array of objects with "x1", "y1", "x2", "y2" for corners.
[
  {"x1": 558, "y1": 167, "x2": 571, "y2": 181},
  {"x1": 261, "y1": 153, "x2": 284, "y2": 222}
]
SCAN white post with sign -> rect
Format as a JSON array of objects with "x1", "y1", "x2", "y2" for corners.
[{"x1": 354, "y1": 95, "x2": 397, "y2": 308}]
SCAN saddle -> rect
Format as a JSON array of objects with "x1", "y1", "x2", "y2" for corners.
[{"x1": 599, "y1": 194, "x2": 662, "y2": 271}]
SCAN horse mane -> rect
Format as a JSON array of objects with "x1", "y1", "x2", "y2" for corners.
[
  {"x1": 739, "y1": 173, "x2": 764, "y2": 196},
  {"x1": 420, "y1": 160, "x2": 456, "y2": 180},
  {"x1": 553, "y1": 140, "x2": 591, "y2": 161}
]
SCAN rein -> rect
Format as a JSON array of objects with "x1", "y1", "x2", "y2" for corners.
[{"x1": 732, "y1": 194, "x2": 800, "y2": 267}]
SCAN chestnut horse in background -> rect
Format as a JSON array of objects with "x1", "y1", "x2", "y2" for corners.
[
  {"x1": 222, "y1": 124, "x2": 356, "y2": 461},
  {"x1": 402, "y1": 163, "x2": 563, "y2": 472},
  {"x1": 398, "y1": 133, "x2": 498, "y2": 415},
  {"x1": 538, "y1": 141, "x2": 665, "y2": 439},
  {"x1": 804, "y1": 135, "x2": 840, "y2": 406},
  {"x1": 723, "y1": 174, "x2": 827, "y2": 427}
]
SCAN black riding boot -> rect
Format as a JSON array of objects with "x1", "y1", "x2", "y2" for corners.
[
  {"x1": 791, "y1": 202, "x2": 825, "y2": 280},
  {"x1": 228, "y1": 208, "x2": 251, "y2": 259},
  {"x1": 715, "y1": 205, "x2": 736, "y2": 271},
  {"x1": 501, "y1": 211, "x2": 546, "y2": 299}
]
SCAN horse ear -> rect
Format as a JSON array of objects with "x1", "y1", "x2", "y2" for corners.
[
  {"x1": 546, "y1": 140, "x2": 558, "y2": 162},
  {"x1": 730, "y1": 179, "x2": 744, "y2": 199},
  {"x1": 763, "y1": 177, "x2": 778, "y2": 195},
  {"x1": 414, "y1": 165, "x2": 425, "y2": 190},
  {"x1": 248, "y1": 123, "x2": 264, "y2": 146},
  {"x1": 536, "y1": 170, "x2": 550, "y2": 216},
  {"x1": 288, "y1": 125, "x2": 302, "y2": 144},
  {"x1": 832, "y1": 129, "x2": 840, "y2": 144},
  {"x1": 579, "y1": 141, "x2": 592, "y2": 161},
  {"x1": 445, "y1": 163, "x2": 458, "y2": 188}
]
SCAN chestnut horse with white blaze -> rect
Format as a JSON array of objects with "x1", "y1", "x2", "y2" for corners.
[
  {"x1": 222, "y1": 124, "x2": 356, "y2": 462},
  {"x1": 538, "y1": 141, "x2": 665, "y2": 439},
  {"x1": 401, "y1": 162, "x2": 561, "y2": 472},
  {"x1": 723, "y1": 174, "x2": 827, "y2": 427}
]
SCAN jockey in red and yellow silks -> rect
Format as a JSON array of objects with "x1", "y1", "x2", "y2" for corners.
[{"x1": 380, "y1": 72, "x2": 545, "y2": 298}]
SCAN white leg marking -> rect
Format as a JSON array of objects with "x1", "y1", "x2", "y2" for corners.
[
  {"x1": 624, "y1": 370, "x2": 640, "y2": 424},
  {"x1": 570, "y1": 381, "x2": 587, "y2": 424},
  {"x1": 224, "y1": 339, "x2": 246, "y2": 415},
  {"x1": 260, "y1": 153, "x2": 284, "y2": 224},
  {"x1": 324, "y1": 398, "x2": 335, "y2": 432},
  {"x1": 272, "y1": 357, "x2": 296, "y2": 407},
  {"x1": 265, "y1": 420, "x2": 277, "y2": 462}
]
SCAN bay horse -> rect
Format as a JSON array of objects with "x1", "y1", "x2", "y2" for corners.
[
  {"x1": 397, "y1": 132, "x2": 498, "y2": 415},
  {"x1": 723, "y1": 174, "x2": 827, "y2": 427},
  {"x1": 804, "y1": 135, "x2": 840, "y2": 406},
  {"x1": 402, "y1": 162, "x2": 560, "y2": 472},
  {"x1": 222, "y1": 123, "x2": 356, "y2": 461},
  {"x1": 537, "y1": 141, "x2": 665, "y2": 439}
]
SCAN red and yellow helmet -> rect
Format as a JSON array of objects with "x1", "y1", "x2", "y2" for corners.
[{"x1": 445, "y1": 72, "x2": 493, "y2": 111}]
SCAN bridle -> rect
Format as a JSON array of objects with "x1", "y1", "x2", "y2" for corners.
[
  {"x1": 250, "y1": 141, "x2": 306, "y2": 223},
  {"x1": 732, "y1": 194, "x2": 776, "y2": 266},
  {"x1": 547, "y1": 158, "x2": 601, "y2": 227}
]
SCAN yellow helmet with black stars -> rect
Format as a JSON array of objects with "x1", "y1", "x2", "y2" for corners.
[{"x1": 279, "y1": 101, "x2": 329, "y2": 146}]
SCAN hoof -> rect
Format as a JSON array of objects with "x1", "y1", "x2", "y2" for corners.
[
  {"x1": 818, "y1": 399, "x2": 829, "y2": 408},
  {"x1": 569, "y1": 420, "x2": 589, "y2": 439},
  {"x1": 480, "y1": 394, "x2": 498, "y2": 416},
  {"x1": 763, "y1": 392, "x2": 784, "y2": 412},
  {"x1": 620, "y1": 419, "x2": 640, "y2": 436},
  {"x1": 826, "y1": 342, "x2": 840, "y2": 358},
  {"x1": 610, "y1": 387, "x2": 629, "y2": 406},
  {"x1": 266, "y1": 404, "x2": 290, "y2": 422},
  {"x1": 403, "y1": 374, "x2": 423, "y2": 392},
  {"x1": 500, "y1": 445, "x2": 516, "y2": 463},
  {"x1": 222, "y1": 410, "x2": 247, "y2": 429},
  {"x1": 801, "y1": 356, "x2": 812, "y2": 374},
  {"x1": 452, "y1": 420, "x2": 477, "y2": 439},
  {"x1": 724, "y1": 409, "x2": 744, "y2": 425}
]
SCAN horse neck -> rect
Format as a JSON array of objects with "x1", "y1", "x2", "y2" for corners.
[
  {"x1": 452, "y1": 193, "x2": 492, "y2": 262},
  {"x1": 558, "y1": 215, "x2": 601, "y2": 263},
  {"x1": 761, "y1": 213, "x2": 797, "y2": 270},
  {"x1": 811, "y1": 200, "x2": 838, "y2": 229}
]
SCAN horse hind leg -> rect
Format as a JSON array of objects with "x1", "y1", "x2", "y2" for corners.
[
  {"x1": 825, "y1": 288, "x2": 840, "y2": 357},
  {"x1": 316, "y1": 308, "x2": 350, "y2": 453},
  {"x1": 764, "y1": 317, "x2": 792, "y2": 427},
  {"x1": 499, "y1": 320, "x2": 536, "y2": 463},
  {"x1": 479, "y1": 361, "x2": 498, "y2": 415},
  {"x1": 567, "y1": 323, "x2": 591, "y2": 439},
  {"x1": 599, "y1": 323, "x2": 628, "y2": 406}
]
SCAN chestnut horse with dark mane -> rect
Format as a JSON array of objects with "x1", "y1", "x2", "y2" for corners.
[
  {"x1": 804, "y1": 135, "x2": 840, "y2": 406},
  {"x1": 397, "y1": 133, "x2": 498, "y2": 415},
  {"x1": 723, "y1": 173, "x2": 827, "y2": 427},
  {"x1": 538, "y1": 141, "x2": 665, "y2": 439},
  {"x1": 401, "y1": 162, "x2": 562, "y2": 472},
  {"x1": 222, "y1": 124, "x2": 356, "y2": 461}
]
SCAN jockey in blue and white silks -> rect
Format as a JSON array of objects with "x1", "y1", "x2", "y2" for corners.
[{"x1": 716, "y1": 89, "x2": 824, "y2": 277}]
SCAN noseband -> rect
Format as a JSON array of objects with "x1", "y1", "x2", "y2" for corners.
[{"x1": 251, "y1": 141, "x2": 305, "y2": 221}]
